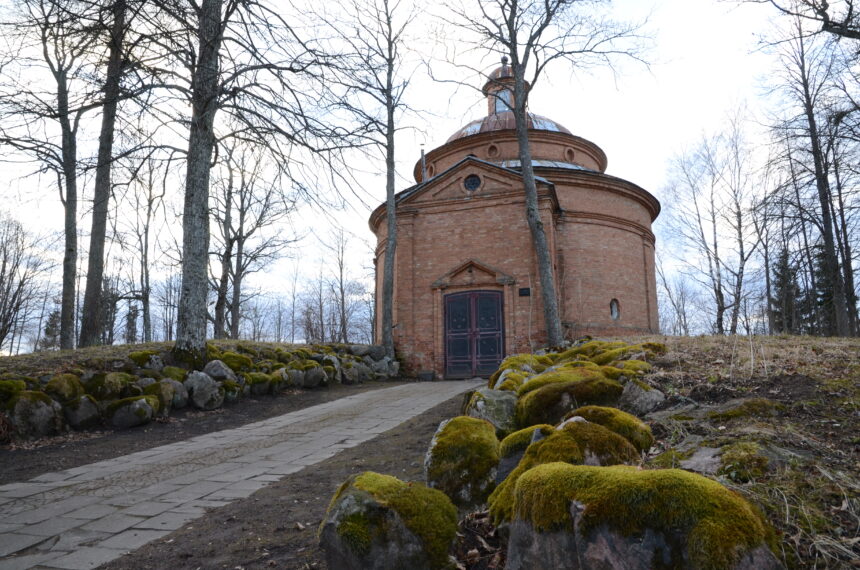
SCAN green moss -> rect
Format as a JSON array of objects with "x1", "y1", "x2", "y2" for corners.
[
  {"x1": 206, "y1": 343, "x2": 222, "y2": 362},
  {"x1": 648, "y1": 448, "x2": 692, "y2": 469},
  {"x1": 85, "y1": 372, "x2": 134, "y2": 400},
  {"x1": 513, "y1": 463, "x2": 773, "y2": 570},
  {"x1": 708, "y1": 398, "x2": 785, "y2": 422},
  {"x1": 332, "y1": 471, "x2": 458, "y2": 568},
  {"x1": 221, "y1": 351, "x2": 254, "y2": 372},
  {"x1": 288, "y1": 359, "x2": 321, "y2": 372},
  {"x1": 235, "y1": 343, "x2": 260, "y2": 357},
  {"x1": 621, "y1": 359, "x2": 652, "y2": 375},
  {"x1": 718, "y1": 442, "x2": 769, "y2": 483},
  {"x1": 517, "y1": 367, "x2": 607, "y2": 397},
  {"x1": 105, "y1": 395, "x2": 160, "y2": 417},
  {"x1": 244, "y1": 372, "x2": 271, "y2": 385},
  {"x1": 554, "y1": 340, "x2": 628, "y2": 362},
  {"x1": 599, "y1": 365, "x2": 626, "y2": 380},
  {"x1": 142, "y1": 382, "x2": 173, "y2": 413},
  {"x1": 11, "y1": 390, "x2": 54, "y2": 408},
  {"x1": 565, "y1": 405, "x2": 654, "y2": 453},
  {"x1": 45, "y1": 373, "x2": 85, "y2": 403},
  {"x1": 0, "y1": 379, "x2": 27, "y2": 406},
  {"x1": 489, "y1": 421, "x2": 639, "y2": 524},
  {"x1": 222, "y1": 380, "x2": 241, "y2": 393},
  {"x1": 488, "y1": 354, "x2": 550, "y2": 388},
  {"x1": 138, "y1": 369, "x2": 163, "y2": 380},
  {"x1": 336, "y1": 512, "x2": 376, "y2": 555},
  {"x1": 161, "y1": 366, "x2": 187, "y2": 382},
  {"x1": 322, "y1": 365, "x2": 336, "y2": 377},
  {"x1": 426, "y1": 416, "x2": 500, "y2": 507},
  {"x1": 515, "y1": 377, "x2": 623, "y2": 428},
  {"x1": 499, "y1": 424, "x2": 554, "y2": 458},
  {"x1": 128, "y1": 350, "x2": 158, "y2": 367},
  {"x1": 669, "y1": 414, "x2": 695, "y2": 421},
  {"x1": 630, "y1": 378, "x2": 653, "y2": 391},
  {"x1": 255, "y1": 359, "x2": 281, "y2": 373}
]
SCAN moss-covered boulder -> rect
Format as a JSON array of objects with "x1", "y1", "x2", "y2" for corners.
[
  {"x1": 489, "y1": 421, "x2": 639, "y2": 524},
  {"x1": 143, "y1": 381, "x2": 175, "y2": 417},
  {"x1": 0, "y1": 379, "x2": 27, "y2": 407},
  {"x1": 183, "y1": 371, "x2": 225, "y2": 410},
  {"x1": 319, "y1": 471, "x2": 457, "y2": 570},
  {"x1": 718, "y1": 441, "x2": 771, "y2": 483},
  {"x1": 463, "y1": 388, "x2": 517, "y2": 437},
  {"x1": 85, "y1": 372, "x2": 135, "y2": 401},
  {"x1": 496, "y1": 424, "x2": 554, "y2": 484},
  {"x1": 292, "y1": 360, "x2": 326, "y2": 389},
  {"x1": 202, "y1": 359, "x2": 238, "y2": 383},
  {"x1": 342, "y1": 362, "x2": 373, "y2": 385},
  {"x1": 128, "y1": 350, "x2": 162, "y2": 370},
  {"x1": 565, "y1": 405, "x2": 654, "y2": 453},
  {"x1": 220, "y1": 351, "x2": 254, "y2": 373},
  {"x1": 506, "y1": 463, "x2": 783, "y2": 570},
  {"x1": 9, "y1": 390, "x2": 66, "y2": 438},
  {"x1": 424, "y1": 416, "x2": 499, "y2": 509},
  {"x1": 244, "y1": 372, "x2": 272, "y2": 396},
  {"x1": 161, "y1": 366, "x2": 187, "y2": 383},
  {"x1": 161, "y1": 378, "x2": 188, "y2": 409},
  {"x1": 515, "y1": 376, "x2": 623, "y2": 428},
  {"x1": 517, "y1": 367, "x2": 608, "y2": 398},
  {"x1": 107, "y1": 395, "x2": 158, "y2": 429},
  {"x1": 45, "y1": 373, "x2": 85, "y2": 404},
  {"x1": 63, "y1": 395, "x2": 101, "y2": 430}
]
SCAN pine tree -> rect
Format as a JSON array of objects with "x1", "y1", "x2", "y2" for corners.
[{"x1": 771, "y1": 250, "x2": 800, "y2": 334}]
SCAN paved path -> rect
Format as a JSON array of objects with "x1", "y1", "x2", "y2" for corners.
[{"x1": 0, "y1": 380, "x2": 482, "y2": 570}]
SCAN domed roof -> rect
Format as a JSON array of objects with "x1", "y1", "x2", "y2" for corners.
[{"x1": 446, "y1": 110, "x2": 572, "y2": 143}]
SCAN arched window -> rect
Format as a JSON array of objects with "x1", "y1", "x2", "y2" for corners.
[
  {"x1": 494, "y1": 89, "x2": 513, "y2": 114},
  {"x1": 610, "y1": 299, "x2": 620, "y2": 320}
]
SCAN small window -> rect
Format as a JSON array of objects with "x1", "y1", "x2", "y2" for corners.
[
  {"x1": 463, "y1": 174, "x2": 481, "y2": 192},
  {"x1": 610, "y1": 299, "x2": 620, "y2": 320},
  {"x1": 487, "y1": 144, "x2": 500, "y2": 158},
  {"x1": 494, "y1": 89, "x2": 513, "y2": 114}
]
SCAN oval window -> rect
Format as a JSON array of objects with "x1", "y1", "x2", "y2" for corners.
[
  {"x1": 610, "y1": 299, "x2": 620, "y2": 320},
  {"x1": 487, "y1": 144, "x2": 500, "y2": 158},
  {"x1": 565, "y1": 148, "x2": 575, "y2": 162}
]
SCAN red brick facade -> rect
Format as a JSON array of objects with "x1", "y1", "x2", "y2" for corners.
[{"x1": 369, "y1": 66, "x2": 660, "y2": 378}]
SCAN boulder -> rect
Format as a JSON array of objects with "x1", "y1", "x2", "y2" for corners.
[
  {"x1": 303, "y1": 366, "x2": 327, "y2": 389},
  {"x1": 506, "y1": 463, "x2": 783, "y2": 570},
  {"x1": 464, "y1": 388, "x2": 517, "y2": 436},
  {"x1": 183, "y1": 371, "x2": 225, "y2": 410},
  {"x1": 488, "y1": 421, "x2": 638, "y2": 524},
  {"x1": 143, "y1": 381, "x2": 176, "y2": 416},
  {"x1": 514, "y1": 376, "x2": 623, "y2": 428},
  {"x1": 108, "y1": 396, "x2": 158, "y2": 429},
  {"x1": 203, "y1": 359, "x2": 238, "y2": 383},
  {"x1": 424, "y1": 416, "x2": 499, "y2": 509},
  {"x1": 10, "y1": 391, "x2": 66, "y2": 438},
  {"x1": 286, "y1": 368, "x2": 305, "y2": 387},
  {"x1": 44, "y1": 374, "x2": 85, "y2": 403},
  {"x1": 63, "y1": 395, "x2": 101, "y2": 430},
  {"x1": 162, "y1": 378, "x2": 188, "y2": 409},
  {"x1": 85, "y1": 372, "x2": 135, "y2": 401},
  {"x1": 349, "y1": 344, "x2": 371, "y2": 357},
  {"x1": 342, "y1": 362, "x2": 373, "y2": 385},
  {"x1": 319, "y1": 471, "x2": 457, "y2": 570},
  {"x1": 145, "y1": 354, "x2": 165, "y2": 372},
  {"x1": 366, "y1": 345, "x2": 387, "y2": 360},
  {"x1": 496, "y1": 424, "x2": 553, "y2": 484},
  {"x1": 618, "y1": 379, "x2": 666, "y2": 416},
  {"x1": 563, "y1": 405, "x2": 654, "y2": 453}
]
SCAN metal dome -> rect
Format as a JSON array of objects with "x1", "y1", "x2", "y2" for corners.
[{"x1": 446, "y1": 110, "x2": 573, "y2": 143}]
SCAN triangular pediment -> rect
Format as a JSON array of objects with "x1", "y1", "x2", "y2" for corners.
[
  {"x1": 432, "y1": 259, "x2": 515, "y2": 289},
  {"x1": 402, "y1": 157, "x2": 550, "y2": 206}
]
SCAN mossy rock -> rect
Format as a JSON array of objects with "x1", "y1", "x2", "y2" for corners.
[
  {"x1": 220, "y1": 351, "x2": 254, "y2": 373},
  {"x1": 509, "y1": 463, "x2": 780, "y2": 570},
  {"x1": 288, "y1": 359, "x2": 322, "y2": 372},
  {"x1": 206, "y1": 343, "x2": 222, "y2": 362},
  {"x1": 718, "y1": 442, "x2": 770, "y2": 483},
  {"x1": 565, "y1": 405, "x2": 654, "y2": 453},
  {"x1": 128, "y1": 350, "x2": 159, "y2": 367},
  {"x1": 63, "y1": 395, "x2": 101, "y2": 430},
  {"x1": 143, "y1": 381, "x2": 175, "y2": 416},
  {"x1": 0, "y1": 379, "x2": 27, "y2": 407},
  {"x1": 517, "y1": 367, "x2": 608, "y2": 398},
  {"x1": 424, "y1": 416, "x2": 500, "y2": 509},
  {"x1": 464, "y1": 388, "x2": 517, "y2": 437},
  {"x1": 648, "y1": 448, "x2": 692, "y2": 469},
  {"x1": 553, "y1": 340, "x2": 627, "y2": 362},
  {"x1": 319, "y1": 471, "x2": 458, "y2": 570},
  {"x1": 515, "y1": 377, "x2": 623, "y2": 428},
  {"x1": 708, "y1": 399, "x2": 786, "y2": 422},
  {"x1": 137, "y1": 368, "x2": 163, "y2": 380},
  {"x1": 235, "y1": 343, "x2": 260, "y2": 357},
  {"x1": 255, "y1": 359, "x2": 281, "y2": 373},
  {"x1": 222, "y1": 380, "x2": 243, "y2": 403},
  {"x1": 9, "y1": 390, "x2": 66, "y2": 438},
  {"x1": 244, "y1": 372, "x2": 272, "y2": 396},
  {"x1": 488, "y1": 354, "x2": 551, "y2": 388},
  {"x1": 494, "y1": 370, "x2": 526, "y2": 392},
  {"x1": 107, "y1": 395, "x2": 159, "y2": 429},
  {"x1": 488, "y1": 421, "x2": 638, "y2": 524},
  {"x1": 161, "y1": 366, "x2": 187, "y2": 383},
  {"x1": 85, "y1": 372, "x2": 135, "y2": 401},
  {"x1": 45, "y1": 373, "x2": 85, "y2": 404},
  {"x1": 499, "y1": 424, "x2": 555, "y2": 459}
]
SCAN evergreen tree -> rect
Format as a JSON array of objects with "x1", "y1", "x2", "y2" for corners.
[
  {"x1": 38, "y1": 310, "x2": 61, "y2": 351},
  {"x1": 771, "y1": 250, "x2": 800, "y2": 334}
]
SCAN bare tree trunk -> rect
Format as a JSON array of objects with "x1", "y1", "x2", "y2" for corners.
[
  {"x1": 213, "y1": 177, "x2": 233, "y2": 339},
  {"x1": 510, "y1": 58, "x2": 562, "y2": 347},
  {"x1": 58, "y1": 76, "x2": 77, "y2": 350},
  {"x1": 80, "y1": 0, "x2": 127, "y2": 347},
  {"x1": 230, "y1": 232, "x2": 243, "y2": 339},
  {"x1": 174, "y1": 0, "x2": 223, "y2": 364},
  {"x1": 381, "y1": 23, "x2": 397, "y2": 356}
]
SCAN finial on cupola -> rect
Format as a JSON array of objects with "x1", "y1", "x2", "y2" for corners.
[{"x1": 501, "y1": 55, "x2": 509, "y2": 66}]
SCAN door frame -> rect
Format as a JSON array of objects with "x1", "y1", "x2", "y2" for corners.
[{"x1": 443, "y1": 289, "x2": 505, "y2": 379}]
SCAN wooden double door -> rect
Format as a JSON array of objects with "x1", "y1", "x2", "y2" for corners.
[{"x1": 444, "y1": 290, "x2": 504, "y2": 378}]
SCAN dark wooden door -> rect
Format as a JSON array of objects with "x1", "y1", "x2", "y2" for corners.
[{"x1": 445, "y1": 291, "x2": 504, "y2": 378}]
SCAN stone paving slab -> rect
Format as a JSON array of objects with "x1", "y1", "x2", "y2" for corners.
[{"x1": 0, "y1": 380, "x2": 481, "y2": 569}]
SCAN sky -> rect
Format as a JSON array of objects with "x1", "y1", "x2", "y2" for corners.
[{"x1": 1, "y1": 0, "x2": 781, "y2": 297}]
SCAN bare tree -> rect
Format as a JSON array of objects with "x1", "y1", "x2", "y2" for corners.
[
  {"x1": 749, "y1": 0, "x2": 860, "y2": 40},
  {"x1": 447, "y1": 0, "x2": 645, "y2": 346},
  {"x1": 0, "y1": 216, "x2": 51, "y2": 353}
]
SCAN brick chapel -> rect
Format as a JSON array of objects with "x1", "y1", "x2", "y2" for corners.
[{"x1": 369, "y1": 60, "x2": 661, "y2": 379}]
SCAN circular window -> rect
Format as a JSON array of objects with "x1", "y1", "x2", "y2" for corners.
[
  {"x1": 565, "y1": 148, "x2": 575, "y2": 162},
  {"x1": 426, "y1": 164, "x2": 435, "y2": 177},
  {"x1": 610, "y1": 299, "x2": 620, "y2": 320},
  {"x1": 463, "y1": 174, "x2": 481, "y2": 192},
  {"x1": 487, "y1": 144, "x2": 500, "y2": 158}
]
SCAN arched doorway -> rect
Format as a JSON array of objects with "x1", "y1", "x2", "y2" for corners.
[{"x1": 444, "y1": 290, "x2": 504, "y2": 378}]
